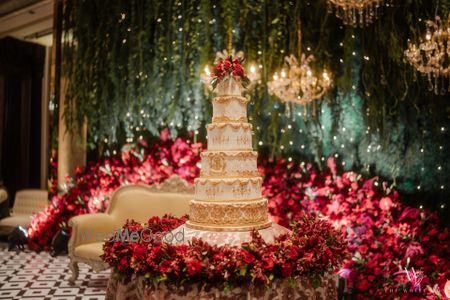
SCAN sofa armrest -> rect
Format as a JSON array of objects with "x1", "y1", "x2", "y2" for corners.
[
  {"x1": 0, "y1": 189, "x2": 7, "y2": 204},
  {"x1": 68, "y1": 213, "x2": 118, "y2": 253}
]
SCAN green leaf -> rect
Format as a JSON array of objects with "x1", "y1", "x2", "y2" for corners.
[
  {"x1": 211, "y1": 77, "x2": 218, "y2": 90},
  {"x1": 288, "y1": 277, "x2": 296, "y2": 288},
  {"x1": 156, "y1": 274, "x2": 168, "y2": 282},
  {"x1": 239, "y1": 266, "x2": 247, "y2": 276}
]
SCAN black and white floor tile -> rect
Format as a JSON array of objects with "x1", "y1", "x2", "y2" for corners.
[{"x1": 0, "y1": 247, "x2": 109, "y2": 299}]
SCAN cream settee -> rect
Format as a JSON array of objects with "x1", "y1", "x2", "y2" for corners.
[
  {"x1": 0, "y1": 189, "x2": 48, "y2": 233},
  {"x1": 68, "y1": 175, "x2": 194, "y2": 284}
]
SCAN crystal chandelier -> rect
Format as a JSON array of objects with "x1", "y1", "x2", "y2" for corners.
[
  {"x1": 404, "y1": 14, "x2": 450, "y2": 94},
  {"x1": 327, "y1": 0, "x2": 391, "y2": 27},
  {"x1": 268, "y1": 54, "x2": 332, "y2": 106}
]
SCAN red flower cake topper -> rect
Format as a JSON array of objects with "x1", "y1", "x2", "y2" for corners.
[{"x1": 210, "y1": 56, "x2": 250, "y2": 89}]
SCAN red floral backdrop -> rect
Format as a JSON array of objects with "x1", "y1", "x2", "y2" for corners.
[{"x1": 29, "y1": 130, "x2": 450, "y2": 299}]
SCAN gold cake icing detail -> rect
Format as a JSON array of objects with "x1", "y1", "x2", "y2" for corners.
[
  {"x1": 237, "y1": 135, "x2": 251, "y2": 145},
  {"x1": 187, "y1": 85, "x2": 270, "y2": 231},
  {"x1": 200, "y1": 150, "x2": 258, "y2": 177},
  {"x1": 210, "y1": 135, "x2": 230, "y2": 145},
  {"x1": 200, "y1": 172, "x2": 260, "y2": 178},
  {"x1": 193, "y1": 197, "x2": 263, "y2": 203},
  {"x1": 189, "y1": 199, "x2": 269, "y2": 226},
  {"x1": 201, "y1": 151, "x2": 257, "y2": 157},
  {"x1": 209, "y1": 155, "x2": 226, "y2": 175},
  {"x1": 212, "y1": 95, "x2": 249, "y2": 104},
  {"x1": 212, "y1": 116, "x2": 247, "y2": 123},
  {"x1": 195, "y1": 177, "x2": 262, "y2": 185},
  {"x1": 206, "y1": 122, "x2": 252, "y2": 130}
]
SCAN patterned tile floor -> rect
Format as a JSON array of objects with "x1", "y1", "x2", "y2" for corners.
[{"x1": 0, "y1": 245, "x2": 109, "y2": 300}]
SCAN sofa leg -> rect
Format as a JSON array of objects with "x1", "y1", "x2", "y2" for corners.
[{"x1": 69, "y1": 259, "x2": 79, "y2": 285}]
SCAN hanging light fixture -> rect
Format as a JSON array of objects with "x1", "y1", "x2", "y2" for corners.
[
  {"x1": 327, "y1": 0, "x2": 392, "y2": 27},
  {"x1": 404, "y1": 14, "x2": 450, "y2": 94},
  {"x1": 268, "y1": 23, "x2": 332, "y2": 106},
  {"x1": 268, "y1": 55, "x2": 331, "y2": 106}
]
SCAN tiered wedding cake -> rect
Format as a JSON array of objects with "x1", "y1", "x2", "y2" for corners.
[
  {"x1": 186, "y1": 81, "x2": 271, "y2": 231},
  {"x1": 172, "y1": 56, "x2": 289, "y2": 246}
]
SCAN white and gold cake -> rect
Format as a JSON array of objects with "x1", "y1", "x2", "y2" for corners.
[{"x1": 186, "y1": 78, "x2": 271, "y2": 231}]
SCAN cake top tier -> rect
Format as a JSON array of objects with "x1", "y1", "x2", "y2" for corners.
[
  {"x1": 211, "y1": 56, "x2": 250, "y2": 96},
  {"x1": 214, "y1": 77, "x2": 244, "y2": 96}
]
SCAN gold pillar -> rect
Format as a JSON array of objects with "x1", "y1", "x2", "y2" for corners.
[
  {"x1": 57, "y1": 77, "x2": 86, "y2": 185},
  {"x1": 52, "y1": 0, "x2": 87, "y2": 186}
]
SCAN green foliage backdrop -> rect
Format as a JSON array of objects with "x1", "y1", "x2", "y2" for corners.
[{"x1": 62, "y1": 0, "x2": 449, "y2": 206}]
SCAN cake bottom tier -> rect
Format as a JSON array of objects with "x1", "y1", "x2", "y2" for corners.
[
  {"x1": 186, "y1": 198, "x2": 271, "y2": 231},
  {"x1": 171, "y1": 223, "x2": 290, "y2": 246}
]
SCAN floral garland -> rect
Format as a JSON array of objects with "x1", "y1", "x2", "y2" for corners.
[
  {"x1": 102, "y1": 214, "x2": 347, "y2": 287},
  {"x1": 210, "y1": 56, "x2": 250, "y2": 89},
  {"x1": 28, "y1": 134, "x2": 450, "y2": 298}
]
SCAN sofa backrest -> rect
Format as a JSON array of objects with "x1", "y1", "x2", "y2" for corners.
[
  {"x1": 107, "y1": 176, "x2": 194, "y2": 225},
  {"x1": 13, "y1": 189, "x2": 48, "y2": 215}
]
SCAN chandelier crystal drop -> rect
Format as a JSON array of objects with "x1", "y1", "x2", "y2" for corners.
[
  {"x1": 404, "y1": 14, "x2": 450, "y2": 95},
  {"x1": 268, "y1": 54, "x2": 332, "y2": 106},
  {"x1": 327, "y1": 0, "x2": 392, "y2": 27}
]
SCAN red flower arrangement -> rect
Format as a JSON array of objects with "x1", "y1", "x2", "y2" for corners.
[
  {"x1": 210, "y1": 56, "x2": 250, "y2": 89},
  {"x1": 262, "y1": 157, "x2": 450, "y2": 299},
  {"x1": 28, "y1": 133, "x2": 450, "y2": 299},
  {"x1": 27, "y1": 129, "x2": 201, "y2": 250},
  {"x1": 102, "y1": 214, "x2": 347, "y2": 287}
]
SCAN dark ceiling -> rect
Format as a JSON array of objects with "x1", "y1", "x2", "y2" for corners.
[{"x1": 0, "y1": 0, "x2": 42, "y2": 18}]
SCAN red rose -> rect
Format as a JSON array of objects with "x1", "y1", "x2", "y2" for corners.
[
  {"x1": 429, "y1": 255, "x2": 439, "y2": 265},
  {"x1": 147, "y1": 245, "x2": 162, "y2": 261},
  {"x1": 282, "y1": 262, "x2": 293, "y2": 277},
  {"x1": 241, "y1": 250, "x2": 256, "y2": 264},
  {"x1": 379, "y1": 197, "x2": 393, "y2": 211},
  {"x1": 303, "y1": 252, "x2": 314, "y2": 262},
  {"x1": 438, "y1": 232, "x2": 448, "y2": 240},
  {"x1": 428, "y1": 228, "x2": 438, "y2": 236},
  {"x1": 186, "y1": 258, "x2": 202, "y2": 276},
  {"x1": 356, "y1": 279, "x2": 370, "y2": 291},
  {"x1": 288, "y1": 246, "x2": 300, "y2": 260},
  {"x1": 415, "y1": 259, "x2": 424, "y2": 267},
  {"x1": 233, "y1": 69, "x2": 244, "y2": 77},
  {"x1": 213, "y1": 252, "x2": 225, "y2": 261},
  {"x1": 232, "y1": 64, "x2": 244, "y2": 77},
  {"x1": 159, "y1": 260, "x2": 172, "y2": 273},
  {"x1": 358, "y1": 244, "x2": 369, "y2": 255},
  {"x1": 118, "y1": 257, "x2": 129, "y2": 272},
  {"x1": 262, "y1": 256, "x2": 274, "y2": 270},
  {"x1": 132, "y1": 244, "x2": 147, "y2": 260},
  {"x1": 221, "y1": 59, "x2": 232, "y2": 71}
]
